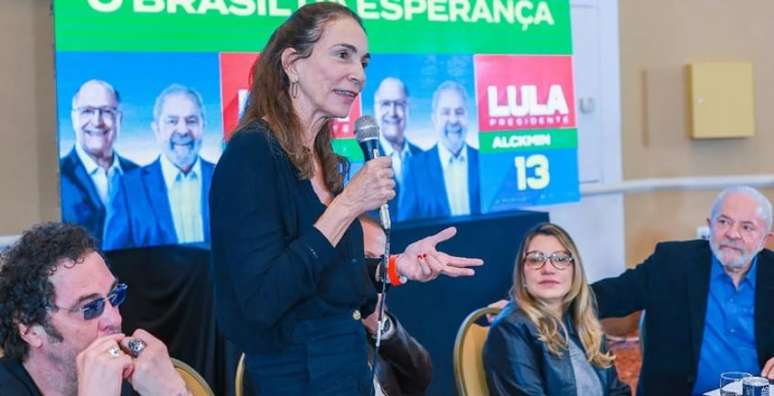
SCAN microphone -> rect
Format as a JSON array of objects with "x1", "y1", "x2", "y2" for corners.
[{"x1": 355, "y1": 115, "x2": 391, "y2": 230}]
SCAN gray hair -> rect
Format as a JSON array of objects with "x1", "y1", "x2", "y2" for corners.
[
  {"x1": 431, "y1": 80, "x2": 468, "y2": 112},
  {"x1": 71, "y1": 79, "x2": 120, "y2": 108},
  {"x1": 152, "y1": 84, "x2": 205, "y2": 122},
  {"x1": 710, "y1": 186, "x2": 773, "y2": 231}
]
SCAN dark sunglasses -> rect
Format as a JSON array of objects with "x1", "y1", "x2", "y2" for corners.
[{"x1": 56, "y1": 283, "x2": 128, "y2": 320}]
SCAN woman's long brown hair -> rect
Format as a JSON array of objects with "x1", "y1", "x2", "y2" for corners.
[{"x1": 237, "y1": 3, "x2": 363, "y2": 194}]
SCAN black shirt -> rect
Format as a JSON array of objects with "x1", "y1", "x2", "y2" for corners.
[{"x1": 0, "y1": 356, "x2": 137, "y2": 396}]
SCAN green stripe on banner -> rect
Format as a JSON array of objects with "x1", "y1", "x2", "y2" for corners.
[
  {"x1": 54, "y1": 0, "x2": 571, "y2": 54},
  {"x1": 332, "y1": 138, "x2": 364, "y2": 162},
  {"x1": 479, "y1": 129, "x2": 577, "y2": 153}
]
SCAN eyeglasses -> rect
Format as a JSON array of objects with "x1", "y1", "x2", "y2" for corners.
[
  {"x1": 74, "y1": 106, "x2": 120, "y2": 120},
  {"x1": 523, "y1": 251, "x2": 574, "y2": 270},
  {"x1": 55, "y1": 283, "x2": 128, "y2": 320}
]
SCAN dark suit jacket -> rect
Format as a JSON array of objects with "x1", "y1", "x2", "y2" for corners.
[
  {"x1": 483, "y1": 304, "x2": 630, "y2": 396},
  {"x1": 59, "y1": 147, "x2": 138, "y2": 243},
  {"x1": 373, "y1": 312, "x2": 432, "y2": 396},
  {"x1": 591, "y1": 240, "x2": 774, "y2": 396},
  {"x1": 378, "y1": 140, "x2": 423, "y2": 220},
  {"x1": 398, "y1": 144, "x2": 480, "y2": 221},
  {"x1": 102, "y1": 156, "x2": 213, "y2": 250}
]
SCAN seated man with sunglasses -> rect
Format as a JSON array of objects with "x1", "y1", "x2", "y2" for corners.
[{"x1": 0, "y1": 222, "x2": 189, "y2": 396}]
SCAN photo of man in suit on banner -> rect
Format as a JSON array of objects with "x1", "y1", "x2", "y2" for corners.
[
  {"x1": 60, "y1": 80, "x2": 138, "y2": 245},
  {"x1": 103, "y1": 84, "x2": 214, "y2": 249},
  {"x1": 400, "y1": 80, "x2": 481, "y2": 221},
  {"x1": 373, "y1": 77, "x2": 423, "y2": 218}
]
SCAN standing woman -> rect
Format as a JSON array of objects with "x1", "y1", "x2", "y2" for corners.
[
  {"x1": 483, "y1": 223, "x2": 630, "y2": 396},
  {"x1": 209, "y1": 3, "x2": 482, "y2": 395}
]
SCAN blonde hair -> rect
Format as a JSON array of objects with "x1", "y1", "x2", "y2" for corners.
[{"x1": 511, "y1": 223, "x2": 614, "y2": 368}]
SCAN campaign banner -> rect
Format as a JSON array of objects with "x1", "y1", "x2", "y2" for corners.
[
  {"x1": 54, "y1": 0, "x2": 577, "y2": 250},
  {"x1": 55, "y1": 0, "x2": 572, "y2": 54},
  {"x1": 474, "y1": 54, "x2": 578, "y2": 212}
]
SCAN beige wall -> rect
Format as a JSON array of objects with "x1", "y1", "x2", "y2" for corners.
[
  {"x1": 620, "y1": 1, "x2": 774, "y2": 264},
  {"x1": 0, "y1": 1, "x2": 58, "y2": 235}
]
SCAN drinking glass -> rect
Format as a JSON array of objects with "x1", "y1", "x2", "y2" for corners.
[{"x1": 719, "y1": 372, "x2": 752, "y2": 396}]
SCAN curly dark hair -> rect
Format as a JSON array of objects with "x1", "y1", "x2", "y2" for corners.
[{"x1": 0, "y1": 222, "x2": 97, "y2": 360}]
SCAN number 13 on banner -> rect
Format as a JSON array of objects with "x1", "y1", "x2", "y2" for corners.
[
  {"x1": 478, "y1": 147, "x2": 579, "y2": 213},
  {"x1": 514, "y1": 154, "x2": 550, "y2": 191}
]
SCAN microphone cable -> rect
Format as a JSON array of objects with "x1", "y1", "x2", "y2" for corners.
[{"x1": 369, "y1": 226, "x2": 391, "y2": 396}]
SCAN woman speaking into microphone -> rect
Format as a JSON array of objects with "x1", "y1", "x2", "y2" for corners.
[{"x1": 209, "y1": 3, "x2": 482, "y2": 395}]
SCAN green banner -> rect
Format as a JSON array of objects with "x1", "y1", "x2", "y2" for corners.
[
  {"x1": 478, "y1": 128, "x2": 577, "y2": 153},
  {"x1": 331, "y1": 138, "x2": 364, "y2": 162},
  {"x1": 54, "y1": 0, "x2": 571, "y2": 54}
]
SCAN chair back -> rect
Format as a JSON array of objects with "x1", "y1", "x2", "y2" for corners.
[
  {"x1": 171, "y1": 357, "x2": 215, "y2": 396},
  {"x1": 453, "y1": 306, "x2": 502, "y2": 396},
  {"x1": 235, "y1": 353, "x2": 246, "y2": 396}
]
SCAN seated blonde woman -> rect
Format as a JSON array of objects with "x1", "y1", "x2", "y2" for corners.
[{"x1": 483, "y1": 223, "x2": 631, "y2": 396}]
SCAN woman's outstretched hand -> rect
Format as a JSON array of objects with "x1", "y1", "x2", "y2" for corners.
[{"x1": 396, "y1": 227, "x2": 484, "y2": 282}]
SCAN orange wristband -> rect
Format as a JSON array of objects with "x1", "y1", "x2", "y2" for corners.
[{"x1": 387, "y1": 255, "x2": 405, "y2": 286}]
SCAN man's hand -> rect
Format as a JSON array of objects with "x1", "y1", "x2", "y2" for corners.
[
  {"x1": 486, "y1": 299, "x2": 509, "y2": 323},
  {"x1": 762, "y1": 357, "x2": 774, "y2": 379},
  {"x1": 397, "y1": 227, "x2": 483, "y2": 282},
  {"x1": 121, "y1": 329, "x2": 189, "y2": 396},
  {"x1": 77, "y1": 334, "x2": 133, "y2": 396}
]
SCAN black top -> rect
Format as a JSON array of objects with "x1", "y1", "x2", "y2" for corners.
[
  {"x1": 0, "y1": 356, "x2": 136, "y2": 396},
  {"x1": 209, "y1": 120, "x2": 377, "y2": 354},
  {"x1": 592, "y1": 240, "x2": 774, "y2": 396},
  {"x1": 483, "y1": 304, "x2": 630, "y2": 396},
  {"x1": 373, "y1": 312, "x2": 433, "y2": 396}
]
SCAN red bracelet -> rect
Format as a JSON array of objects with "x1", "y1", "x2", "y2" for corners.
[{"x1": 387, "y1": 255, "x2": 405, "y2": 286}]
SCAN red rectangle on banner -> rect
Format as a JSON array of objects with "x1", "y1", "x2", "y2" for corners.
[
  {"x1": 475, "y1": 55, "x2": 575, "y2": 132},
  {"x1": 220, "y1": 52, "x2": 259, "y2": 140}
]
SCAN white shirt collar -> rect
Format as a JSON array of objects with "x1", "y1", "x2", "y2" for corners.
[
  {"x1": 159, "y1": 154, "x2": 201, "y2": 187},
  {"x1": 74, "y1": 144, "x2": 123, "y2": 175},
  {"x1": 437, "y1": 142, "x2": 468, "y2": 168},
  {"x1": 379, "y1": 135, "x2": 410, "y2": 158}
]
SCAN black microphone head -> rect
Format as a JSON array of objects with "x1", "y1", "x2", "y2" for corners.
[{"x1": 355, "y1": 115, "x2": 379, "y2": 143}]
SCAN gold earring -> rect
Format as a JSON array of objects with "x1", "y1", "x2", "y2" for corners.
[{"x1": 290, "y1": 81, "x2": 299, "y2": 99}]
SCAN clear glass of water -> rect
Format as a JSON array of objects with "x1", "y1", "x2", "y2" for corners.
[{"x1": 720, "y1": 372, "x2": 752, "y2": 396}]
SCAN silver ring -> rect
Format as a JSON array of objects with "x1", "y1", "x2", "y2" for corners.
[
  {"x1": 108, "y1": 346, "x2": 121, "y2": 358},
  {"x1": 127, "y1": 338, "x2": 147, "y2": 357}
]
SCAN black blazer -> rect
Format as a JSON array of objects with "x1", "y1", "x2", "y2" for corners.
[
  {"x1": 209, "y1": 121, "x2": 377, "y2": 354},
  {"x1": 592, "y1": 240, "x2": 774, "y2": 396},
  {"x1": 373, "y1": 312, "x2": 432, "y2": 396},
  {"x1": 483, "y1": 304, "x2": 630, "y2": 396}
]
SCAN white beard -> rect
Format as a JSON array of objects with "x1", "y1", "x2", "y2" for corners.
[{"x1": 709, "y1": 238, "x2": 762, "y2": 269}]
